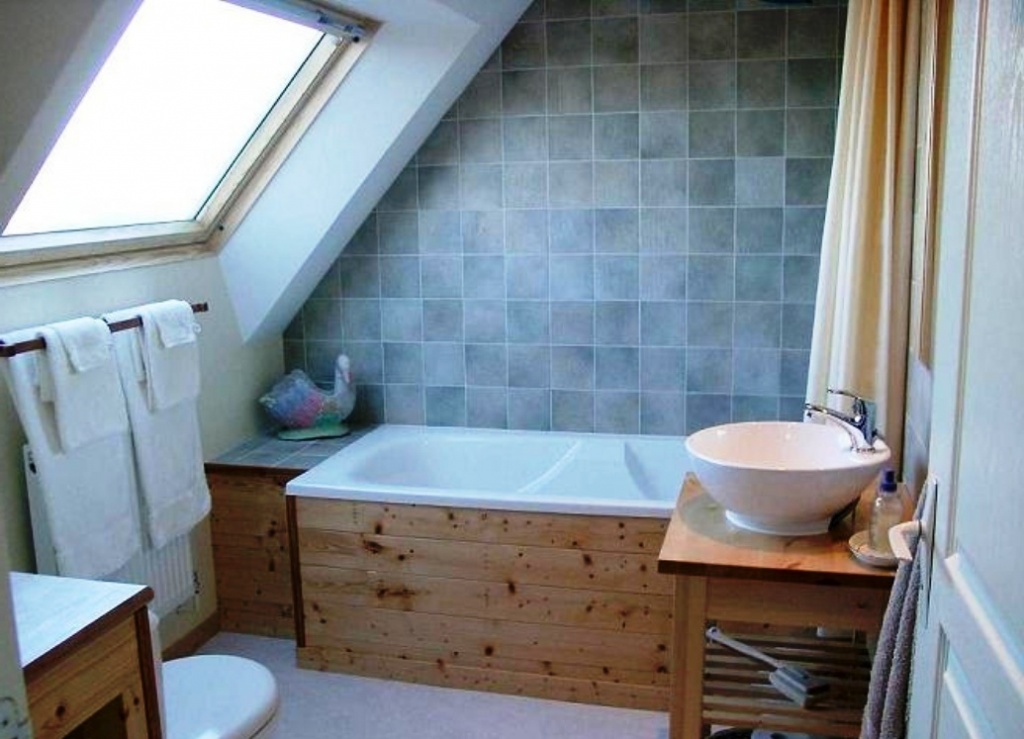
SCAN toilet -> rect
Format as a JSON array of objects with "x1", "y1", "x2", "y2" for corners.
[{"x1": 149, "y1": 612, "x2": 280, "y2": 738}]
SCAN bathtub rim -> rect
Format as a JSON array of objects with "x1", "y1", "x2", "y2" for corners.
[{"x1": 285, "y1": 424, "x2": 687, "y2": 520}]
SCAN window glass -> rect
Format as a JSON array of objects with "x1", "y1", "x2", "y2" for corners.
[{"x1": 3, "y1": 0, "x2": 322, "y2": 236}]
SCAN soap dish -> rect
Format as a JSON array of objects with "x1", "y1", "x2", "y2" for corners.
[{"x1": 848, "y1": 530, "x2": 898, "y2": 569}]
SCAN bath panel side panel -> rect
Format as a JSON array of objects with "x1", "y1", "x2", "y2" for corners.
[{"x1": 208, "y1": 469, "x2": 298, "y2": 638}]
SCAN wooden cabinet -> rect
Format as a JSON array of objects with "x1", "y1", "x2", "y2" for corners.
[
  {"x1": 11, "y1": 573, "x2": 161, "y2": 739},
  {"x1": 206, "y1": 464, "x2": 301, "y2": 638},
  {"x1": 658, "y1": 477, "x2": 894, "y2": 739}
]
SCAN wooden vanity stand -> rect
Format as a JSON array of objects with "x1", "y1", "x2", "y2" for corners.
[
  {"x1": 658, "y1": 477, "x2": 895, "y2": 739},
  {"x1": 10, "y1": 572, "x2": 161, "y2": 739}
]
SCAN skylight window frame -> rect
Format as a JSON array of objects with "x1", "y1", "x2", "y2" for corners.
[{"x1": 0, "y1": 11, "x2": 373, "y2": 282}]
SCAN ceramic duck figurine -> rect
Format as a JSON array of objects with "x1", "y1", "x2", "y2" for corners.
[{"x1": 259, "y1": 354, "x2": 356, "y2": 439}]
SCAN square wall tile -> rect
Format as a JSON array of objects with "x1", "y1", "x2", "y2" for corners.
[
  {"x1": 551, "y1": 302, "x2": 596, "y2": 344},
  {"x1": 689, "y1": 111, "x2": 736, "y2": 158},
  {"x1": 640, "y1": 208, "x2": 687, "y2": 253},
  {"x1": 503, "y1": 70, "x2": 548, "y2": 115},
  {"x1": 425, "y1": 386, "x2": 467, "y2": 426},
  {"x1": 551, "y1": 346, "x2": 595, "y2": 389},
  {"x1": 547, "y1": 20, "x2": 592, "y2": 67},
  {"x1": 424, "y1": 343, "x2": 465, "y2": 386},
  {"x1": 595, "y1": 65, "x2": 640, "y2": 112},
  {"x1": 641, "y1": 64, "x2": 687, "y2": 110},
  {"x1": 502, "y1": 22, "x2": 546, "y2": 69},
  {"x1": 689, "y1": 207, "x2": 734, "y2": 254},
  {"x1": 595, "y1": 114, "x2": 640, "y2": 160},
  {"x1": 641, "y1": 111, "x2": 688, "y2": 159},
  {"x1": 466, "y1": 344, "x2": 508, "y2": 386},
  {"x1": 737, "y1": 10, "x2": 785, "y2": 59},
  {"x1": 688, "y1": 12, "x2": 735, "y2": 60},
  {"x1": 596, "y1": 347, "x2": 640, "y2": 390},
  {"x1": 552, "y1": 390, "x2": 596, "y2": 432},
  {"x1": 596, "y1": 300, "x2": 640, "y2": 345},
  {"x1": 467, "y1": 387, "x2": 509, "y2": 428},
  {"x1": 641, "y1": 159, "x2": 688, "y2": 205},
  {"x1": 504, "y1": 116, "x2": 549, "y2": 161},
  {"x1": 508, "y1": 388, "x2": 551, "y2": 430},
  {"x1": 736, "y1": 158, "x2": 784, "y2": 207},
  {"x1": 505, "y1": 163, "x2": 548, "y2": 208},
  {"x1": 462, "y1": 211, "x2": 504, "y2": 253},
  {"x1": 595, "y1": 209, "x2": 640, "y2": 253},
  {"x1": 550, "y1": 209, "x2": 594, "y2": 253},
  {"x1": 593, "y1": 17, "x2": 639, "y2": 64},
  {"x1": 595, "y1": 391, "x2": 640, "y2": 433},
  {"x1": 737, "y1": 208, "x2": 783, "y2": 253},
  {"x1": 689, "y1": 159, "x2": 735, "y2": 206},
  {"x1": 459, "y1": 71, "x2": 502, "y2": 119},
  {"x1": 507, "y1": 301, "x2": 551, "y2": 343},
  {"x1": 640, "y1": 14, "x2": 687, "y2": 63},
  {"x1": 641, "y1": 301, "x2": 686, "y2": 346},
  {"x1": 595, "y1": 160, "x2": 640, "y2": 207},
  {"x1": 549, "y1": 115, "x2": 594, "y2": 160},
  {"x1": 548, "y1": 67, "x2": 593, "y2": 114},
  {"x1": 688, "y1": 62, "x2": 736, "y2": 110}
]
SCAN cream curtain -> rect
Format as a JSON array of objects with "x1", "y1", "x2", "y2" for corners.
[{"x1": 807, "y1": 0, "x2": 922, "y2": 465}]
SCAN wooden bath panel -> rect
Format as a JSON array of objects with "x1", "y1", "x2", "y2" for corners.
[
  {"x1": 292, "y1": 498, "x2": 673, "y2": 710},
  {"x1": 208, "y1": 467, "x2": 298, "y2": 637}
]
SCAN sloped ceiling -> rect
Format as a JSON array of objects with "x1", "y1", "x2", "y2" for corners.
[
  {"x1": 0, "y1": 0, "x2": 529, "y2": 341},
  {"x1": 219, "y1": 0, "x2": 531, "y2": 341}
]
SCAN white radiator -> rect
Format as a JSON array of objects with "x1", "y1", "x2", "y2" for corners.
[{"x1": 24, "y1": 446, "x2": 197, "y2": 616}]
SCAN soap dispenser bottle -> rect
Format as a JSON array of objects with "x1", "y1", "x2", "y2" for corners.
[{"x1": 869, "y1": 469, "x2": 902, "y2": 555}]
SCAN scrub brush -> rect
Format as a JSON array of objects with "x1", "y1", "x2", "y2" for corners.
[{"x1": 706, "y1": 626, "x2": 831, "y2": 708}]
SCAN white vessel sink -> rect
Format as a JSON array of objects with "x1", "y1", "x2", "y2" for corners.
[{"x1": 685, "y1": 421, "x2": 891, "y2": 535}]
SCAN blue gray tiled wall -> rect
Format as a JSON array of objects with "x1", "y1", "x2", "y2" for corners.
[{"x1": 284, "y1": 0, "x2": 845, "y2": 435}]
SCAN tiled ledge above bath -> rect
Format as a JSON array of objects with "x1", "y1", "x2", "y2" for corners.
[{"x1": 210, "y1": 426, "x2": 375, "y2": 471}]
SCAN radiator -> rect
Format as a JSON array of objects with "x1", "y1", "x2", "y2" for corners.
[{"x1": 24, "y1": 446, "x2": 197, "y2": 616}]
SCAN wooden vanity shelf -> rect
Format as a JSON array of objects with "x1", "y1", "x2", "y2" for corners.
[
  {"x1": 701, "y1": 630, "x2": 871, "y2": 738},
  {"x1": 658, "y1": 476, "x2": 894, "y2": 739}
]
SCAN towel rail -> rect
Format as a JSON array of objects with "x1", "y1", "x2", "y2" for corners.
[{"x1": 0, "y1": 302, "x2": 209, "y2": 358}]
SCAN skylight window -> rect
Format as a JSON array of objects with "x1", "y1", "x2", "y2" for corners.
[{"x1": 2, "y1": 0, "x2": 363, "y2": 250}]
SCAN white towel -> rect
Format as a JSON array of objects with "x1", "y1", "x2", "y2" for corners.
[
  {"x1": 137, "y1": 300, "x2": 200, "y2": 411},
  {"x1": 106, "y1": 307, "x2": 210, "y2": 549},
  {"x1": 38, "y1": 318, "x2": 129, "y2": 452},
  {"x1": 0, "y1": 327, "x2": 142, "y2": 579}
]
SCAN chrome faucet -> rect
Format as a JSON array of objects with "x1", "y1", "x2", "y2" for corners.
[{"x1": 804, "y1": 388, "x2": 882, "y2": 452}]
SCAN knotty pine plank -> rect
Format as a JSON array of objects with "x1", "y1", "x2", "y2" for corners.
[
  {"x1": 295, "y1": 498, "x2": 668, "y2": 553},
  {"x1": 297, "y1": 645, "x2": 669, "y2": 711},
  {"x1": 297, "y1": 529, "x2": 671, "y2": 596},
  {"x1": 301, "y1": 564, "x2": 672, "y2": 635},
  {"x1": 303, "y1": 603, "x2": 669, "y2": 672}
]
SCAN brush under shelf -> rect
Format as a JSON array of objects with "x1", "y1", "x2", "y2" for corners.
[{"x1": 702, "y1": 631, "x2": 872, "y2": 738}]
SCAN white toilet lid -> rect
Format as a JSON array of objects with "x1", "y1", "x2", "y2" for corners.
[{"x1": 163, "y1": 655, "x2": 279, "y2": 739}]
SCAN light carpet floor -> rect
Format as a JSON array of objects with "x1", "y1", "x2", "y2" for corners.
[{"x1": 197, "y1": 632, "x2": 669, "y2": 739}]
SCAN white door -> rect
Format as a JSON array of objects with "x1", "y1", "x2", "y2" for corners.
[{"x1": 907, "y1": 0, "x2": 1024, "y2": 735}]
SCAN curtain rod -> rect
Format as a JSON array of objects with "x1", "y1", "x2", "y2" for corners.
[{"x1": 0, "y1": 302, "x2": 209, "y2": 359}]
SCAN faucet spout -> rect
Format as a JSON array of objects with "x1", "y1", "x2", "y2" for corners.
[{"x1": 804, "y1": 399, "x2": 881, "y2": 453}]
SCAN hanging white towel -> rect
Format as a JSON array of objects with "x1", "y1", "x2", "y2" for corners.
[
  {"x1": 0, "y1": 327, "x2": 142, "y2": 579},
  {"x1": 37, "y1": 317, "x2": 129, "y2": 452},
  {"x1": 105, "y1": 306, "x2": 210, "y2": 549},
  {"x1": 137, "y1": 300, "x2": 200, "y2": 411}
]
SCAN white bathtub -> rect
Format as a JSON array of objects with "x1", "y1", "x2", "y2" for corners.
[{"x1": 286, "y1": 425, "x2": 689, "y2": 518}]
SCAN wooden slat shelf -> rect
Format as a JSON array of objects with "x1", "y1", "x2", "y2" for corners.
[{"x1": 701, "y1": 633, "x2": 871, "y2": 738}]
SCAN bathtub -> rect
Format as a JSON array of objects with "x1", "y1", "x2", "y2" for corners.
[
  {"x1": 286, "y1": 425, "x2": 689, "y2": 710},
  {"x1": 286, "y1": 424, "x2": 689, "y2": 517}
]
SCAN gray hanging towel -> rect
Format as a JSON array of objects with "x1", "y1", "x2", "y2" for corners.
[{"x1": 860, "y1": 493, "x2": 927, "y2": 739}]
